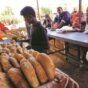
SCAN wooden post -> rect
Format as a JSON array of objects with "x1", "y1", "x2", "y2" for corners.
[
  {"x1": 86, "y1": 7, "x2": 88, "y2": 24},
  {"x1": 79, "y1": 0, "x2": 82, "y2": 29},
  {"x1": 84, "y1": 7, "x2": 88, "y2": 31},
  {"x1": 36, "y1": 0, "x2": 40, "y2": 20}
]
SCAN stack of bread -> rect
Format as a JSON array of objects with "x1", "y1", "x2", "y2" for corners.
[
  {"x1": 0, "y1": 41, "x2": 79, "y2": 88},
  {"x1": 0, "y1": 41, "x2": 61, "y2": 88}
]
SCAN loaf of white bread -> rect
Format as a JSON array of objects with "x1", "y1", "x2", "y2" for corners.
[
  {"x1": 20, "y1": 59, "x2": 40, "y2": 88},
  {"x1": 36, "y1": 53, "x2": 55, "y2": 80},
  {"x1": 28, "y1": 56, "x2": 48, "y2": 84},
  {"x1": 0, "y1": 55, "x2": 12, "y2": 72},
  {"x1": 0, "y1": 72, "x2": 12, "y2": 88},
  {"x1": 9, "y1": 57, "x2": 20, "y2": 68},
  {"x1": 8, "y1": 68, "x2": 29, "y2": 88}
]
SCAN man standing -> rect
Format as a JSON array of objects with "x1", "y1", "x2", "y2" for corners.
[{"x1": 20, "y1": 6, "x2": 49, "y2": 52}]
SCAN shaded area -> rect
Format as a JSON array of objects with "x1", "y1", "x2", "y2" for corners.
[{"x1": 49, "y1": 52, "x2": 88, "y2": 88}]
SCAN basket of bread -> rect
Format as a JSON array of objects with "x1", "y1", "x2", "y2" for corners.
[{"x1": 0, "y1": 41, "x2": 79, "y2": 88}]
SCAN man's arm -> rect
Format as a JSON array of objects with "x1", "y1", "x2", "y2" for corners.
[
  {"x1": 58, "y1": 11, "x2": 71, "y2": 28},
  {"x1": 57, "y1": 20, "x2": 65, "y2": 28}
]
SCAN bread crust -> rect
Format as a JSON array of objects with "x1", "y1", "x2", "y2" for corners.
[
  {"x1": 28, "y1": 57, "x2": 48, "y2": 84},
  {"x1": 14, "y1": 53, "x2": 25, "y2": 62},
  {"x1": 36, "y1": 53, "x2": 55, "y2": 80},
  {"x1": 20, "y1": 59, "x2": 40, "y2": 88},
  {"x1": 0, "y1": 72, "x2": 12, "y2": 88},
  {"x1": 9, "y1": 57, "x2": 20, "y2": 68},
  {"x1": 0, "y1": 56, "x2": 12, "y2": 72},
  {"x1": 7, "y1": 68, "x2": 29, "y2": 88}
]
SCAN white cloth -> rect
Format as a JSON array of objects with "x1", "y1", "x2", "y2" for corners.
[{"x1": 84, "y1": 24, "x2": 88, "y2": 34}]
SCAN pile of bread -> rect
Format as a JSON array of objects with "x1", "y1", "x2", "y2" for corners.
[
  {"x1": 0, "y1": 41, "x2": 59, "y2": 88},
  {"x1": 6, "y1": 29, "x2": 27, "y2": 40}
]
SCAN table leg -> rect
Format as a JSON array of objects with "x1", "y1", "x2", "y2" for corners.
[{"x1": 65, "y1": 42, "x2": 69, "y2": 60}]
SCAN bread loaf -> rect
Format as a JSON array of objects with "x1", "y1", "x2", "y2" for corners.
[
  {"x1": 0, "y1": 72, "x2": 12, "y2": 88},
  {"x1": 28, "y1": 49, "x2": 40, "y2": 58},
  {"x1": 36, "y1": 53, "x2": 55, "y2": 80},
  {"x1": 20, "y1": 59, "x2": 39, "y2": 88},
  {"x1": 0, "y1": 64, "x2": 2, "y2": 72},
  {"x1": 16, "y1": 46, "x2": 23, "y2": 54},
  {"x1": 28, "y1": 49, "x2": 34, "y2": 54},
  {"x1": 31, "y1": 50, "x2": 40, "y2": 58},
  {"x1": 0, "y1": 56, "x2": 12, "y2": 72},
  {"x1": 6, "y1": 43, "x2": 13, "y2": 49},
  {"x1": 22, "y1": 52, "x2": 32, "y2": 59},
  {"x1": 9, "y1": 46, "x2": 17, "y2": 54},
  {"x1": 7, "y1": 68, "x2": 29, "y2": 88},
  {"x1": 1, "y1": 48, "x2": 10, "y2": 54},
  {"x1": 9, "y1": 57, "x2": 20, "y2": 68},
  {"x1": 28, "y1": 57, "x2": 48, "y2": 84},
  {"x1": 14, "y1": 53, "x2": 26, "y2": 62},
  {"x1": 0, "y1": 53, "x2": 9, "y2": 58},
  {"x1": 1, "y1": 43, "x2": 7, "y2": 48},
  {"x1": 10, "y1": 40, "x2": 17, "y2": 46}
]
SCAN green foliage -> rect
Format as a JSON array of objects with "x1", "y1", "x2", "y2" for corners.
[
  {"x1": 1, "y1": 6, "x2": 14, "y2": 16},
  {"x1": 40, "y1": 7, "x2": 52, "y2": 15},
  {"x1": 0, "y1": 6, "x2": 21, "y2": 25}
]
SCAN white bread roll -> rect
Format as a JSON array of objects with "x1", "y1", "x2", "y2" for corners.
[
  {"x1": 36, "y1": 53, "x2": 55, "y2": 80},
  {"x1": 7, "y1": 68, "x2": 29, "y2": 88},
  {"x1": 0, "y1": 56, "x2": 12, "y2": 72},
  {"x1": 31, "y1": 50, "x2": 40, "y2": 58},
  {"x1": 0, "y1": 72, "x2": 12, "y2": 88},
  {"x1": 16, "y1": 46, "x2": 23, "y2": 54},
  {"x1": 0, "y1": 64, "x2": 2, "y2": 72},
  {"x1": 13, "y1": 53, "x2": 26, "y2": 62},
  {"x1": 20, "y1": 59, "x2": 39, "y2": 88},
  {"x1": 8, "y1": 46, "x2": 17, "y2": 54},
  {"x1": 28, "y1": 57, "x2": 48, "y2": 84},
  {"x1": 22, "y1": 51, "x2": 32, "y2": 59},
  {"x1": 9, "y1": 57, "x2": 20, "y2": 68}
]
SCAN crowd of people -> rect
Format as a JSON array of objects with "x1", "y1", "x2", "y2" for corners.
[{"x1": 42, "y1": 7, "x2": 86, "y2": 30}]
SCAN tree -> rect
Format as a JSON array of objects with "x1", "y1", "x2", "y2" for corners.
[
  {"x1": 0, "y1": 6, "x2": 20, "y2": 25},
  {"x1": 40, "y1": 7, "x2": 52, "y2": 15},
  {"x1": 1, "y1": 6, "x2": 14, "y2": 16}
]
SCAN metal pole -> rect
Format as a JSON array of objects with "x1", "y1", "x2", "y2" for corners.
[{"x1": 36, "y1": 0, "x2": 40, "y2": 20}]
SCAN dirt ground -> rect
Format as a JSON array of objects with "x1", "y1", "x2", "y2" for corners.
[
  {"x1": 49, "y1": 40, "x2": 88, "y2": 88},
  {"x1": 49, "y1": 52, "x2": 88, "y2": 88}
]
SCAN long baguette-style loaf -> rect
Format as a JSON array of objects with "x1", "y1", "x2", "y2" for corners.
[
  {"x1": 28, "y1": 57, "x2": 48, "y2": 84},
  {"x1": 31, "y1": 50, "x2": 40, "y2": 58},
  {"x1": 13, "y1": 53, "x2": 26, "y2": 62},
  {"x1": 20, "y1": 59, "x2": 40, "y2": 88},
  {"x1": 0, "y1": 56, "x2": 12, "y2": 72},
  {"x1": 7, "y1": 68, "x2": 29, "y2": 88},
  {"x1": 9, "y1": 57, "x2": 20, "y2": 68},
  {"x1": 36, "y1": 53, "x2": 55, "y2": 80},
  {"x1": 0, "y1": 72, "x2": 12, "y2": 88},
  {"x1": 22, "y1": 52, "x2": 32, "y2": 59},
  {"x1": 0, "y1": 64, "x2": 2, "y2": 72}
]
